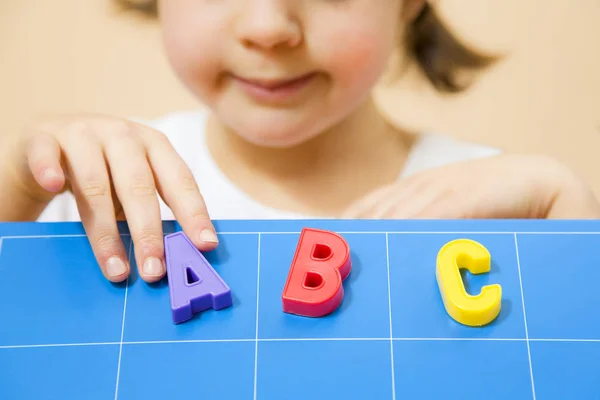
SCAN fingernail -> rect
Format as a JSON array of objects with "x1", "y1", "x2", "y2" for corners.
[
  {"x1": 198, "y1": 229, "x2": 218, "y2": 243},
  {"x1": 41, "y1": 168, "x2": 63, "y2": 191},
  {"x1": 143, "y1": 257, "x2": 165, "y2": 277},
  {"x1": 106, "y1": 256, "x2": 127, "y2": 277},
  {"x1": 42, "y1": 168, "x2": 59, "y2": 181}
]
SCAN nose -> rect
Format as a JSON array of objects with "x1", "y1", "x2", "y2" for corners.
[{"x1": 235, "y1": 0, "x2": 302, "y2": 50}]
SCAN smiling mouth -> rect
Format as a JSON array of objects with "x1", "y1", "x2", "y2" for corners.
[
  {"x1": 231, "y1": 72, "x2": 318, "y2": 104},
  {"x1": 236, "y1": 73, "x2": 316, "y2": 89}
]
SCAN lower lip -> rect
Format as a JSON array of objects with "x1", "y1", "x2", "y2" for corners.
[{"x1": 233, "y1": 73, "x2": 317, "y2": 104}]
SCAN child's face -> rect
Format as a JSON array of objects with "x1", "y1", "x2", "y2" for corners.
[{"x1": 158, "y1": 0, "x2": 417, "y2": 147}]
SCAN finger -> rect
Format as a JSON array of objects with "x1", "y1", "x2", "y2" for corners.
[
  {"x1": 370, "y1": 189, "x2": 409, "y2": 219},
  {"x1": 388, "y1": 193, "x2": 456, "y2": 219},
  {"x1": 411, "y1": 200, "x2": 466, "y2": 219},
  {"x1": 103, "y1": 129, "x2": 165, "y2": 283},
  {"x1": 362, "y1": 185, "x2": 428, "y2": 219},
  {"x1": 343, "y1": 176, "x2": 424, "y2": 219},
  {"x1": 385, "y1": 183, "x2": 450, "y2": 219},
  {"x1": 343, "y1": 174, "x2": 443, "y2": 219},
  {"x1": 144, "y1": 129, "x2": 218, "y2": 251},
  {"x1": 27, "y1": 133, "x2": 66, "y2": 193},
  {"x1": 342, "y1": 183, "x2": 395, "y2": 218},
  {"x1": 61, "y1": 130, "x2": 130, "y2": 282}
]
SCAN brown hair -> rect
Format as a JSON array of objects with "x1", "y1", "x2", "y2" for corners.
[
  {"x1": 114, "y1": 0, "x2": 496, "y2": 93},
  {"x1": 404, "y1": 4, "x2": 497, "y2": 92}
]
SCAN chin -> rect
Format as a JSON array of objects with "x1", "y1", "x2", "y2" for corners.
[
  {"x1": 232, "y1": 122, "x2": 321, "y2": 148},
  {"x1": 217, "y1": 106, "x2": 338, "y2": 149}
]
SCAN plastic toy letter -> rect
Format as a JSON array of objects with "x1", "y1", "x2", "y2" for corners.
[
  {"x1": 164, "y1": 231, "x2": 232, "y2": 324},
  {"x1": 436, "y1": 238, "x2": 502, "y2": 327},
  {"x1": 282, "y1": 228, "x2": 351, "y2": 317}
]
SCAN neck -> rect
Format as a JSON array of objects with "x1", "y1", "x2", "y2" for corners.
[{"x1": 206, "y1": 97, "x2": 414, "y2": 216}]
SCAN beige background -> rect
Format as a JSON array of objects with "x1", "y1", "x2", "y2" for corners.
[{"x1": 1, "y1": 0, "x2": 599, "y2": 195}]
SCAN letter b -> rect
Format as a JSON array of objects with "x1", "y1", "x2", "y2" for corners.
[{"x1": 282, "y1": 228, "x2": 351, "y2": 317}]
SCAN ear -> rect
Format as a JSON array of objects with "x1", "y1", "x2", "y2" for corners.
[{"x1": 401, "y1": 0, "x2": 427, "y2": 22}]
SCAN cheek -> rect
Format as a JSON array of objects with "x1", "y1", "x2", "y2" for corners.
[
  {"x1": 160, "y1": 11, "x2": 225, "y2": 100},
  {"x1": 320, "y1": 31, "x2": 393, "y2": 110},
  {"x1": 328, "y1": 32, "x2": 389, "y2": 72},
  {"x1": 311, "y1": 13, "x2": 399, "y2": 95}
]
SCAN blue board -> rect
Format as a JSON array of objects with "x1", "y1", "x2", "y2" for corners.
[{"x1": 1, "y1": 219, "x2": 599, "y2": 399}]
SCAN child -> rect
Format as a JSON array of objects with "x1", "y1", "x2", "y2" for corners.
[{"x1": 0, "y1": 0, "x2": 598, "y2": 284}]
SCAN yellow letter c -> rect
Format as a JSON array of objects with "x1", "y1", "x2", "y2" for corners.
[{"x1": 436, "y1": 239, "x2": 502, "y2": 327}]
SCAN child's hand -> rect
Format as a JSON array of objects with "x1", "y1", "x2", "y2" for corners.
[
  {"x1": 7, "y1": 114, "x2": 218, "y2": 283},
  {"x1": 343, "y1": 154, "x2": 600, "y2": 219}
]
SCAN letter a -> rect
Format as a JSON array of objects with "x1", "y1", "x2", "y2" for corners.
[
  {"x1": 164, "y1": 231, "x2": 232, "y2": 324},
  {"x1": 282, "y1": 228, "x2": 351, "y2": 317}
]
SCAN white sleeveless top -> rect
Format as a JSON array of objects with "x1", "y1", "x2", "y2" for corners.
[{"x1": 38, "y1": 109, "x2": 502, "y2": 222}]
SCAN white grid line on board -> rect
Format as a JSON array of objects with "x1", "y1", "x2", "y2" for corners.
[
  {"x1": 113, "y1": 239, "x2": 132, "y2": 400},
  {"x1": 3, "y1": 337, "x2": 600, "y2": 350},
  {"x1": 514, "y1": 234, "x2": 537, "y2": 400},
  {"x1": 253, "y1": 233, "x2": 261, "y2": 400},
  {"x1": 385, "y1": 233, "x2": 396, "y2": 400}
]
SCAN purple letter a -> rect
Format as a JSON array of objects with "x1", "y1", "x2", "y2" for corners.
[{"x1": 164, "y1": 231, "x2": 232, "y2": 324}]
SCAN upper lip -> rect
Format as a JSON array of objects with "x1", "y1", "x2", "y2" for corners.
[{"x1": 233, "y1": 73, "x2": 316, "y2": 89}]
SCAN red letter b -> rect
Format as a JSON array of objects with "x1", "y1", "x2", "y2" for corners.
[{"x1": 282, "y1": 228, "x2": 351, "y2": 317}]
